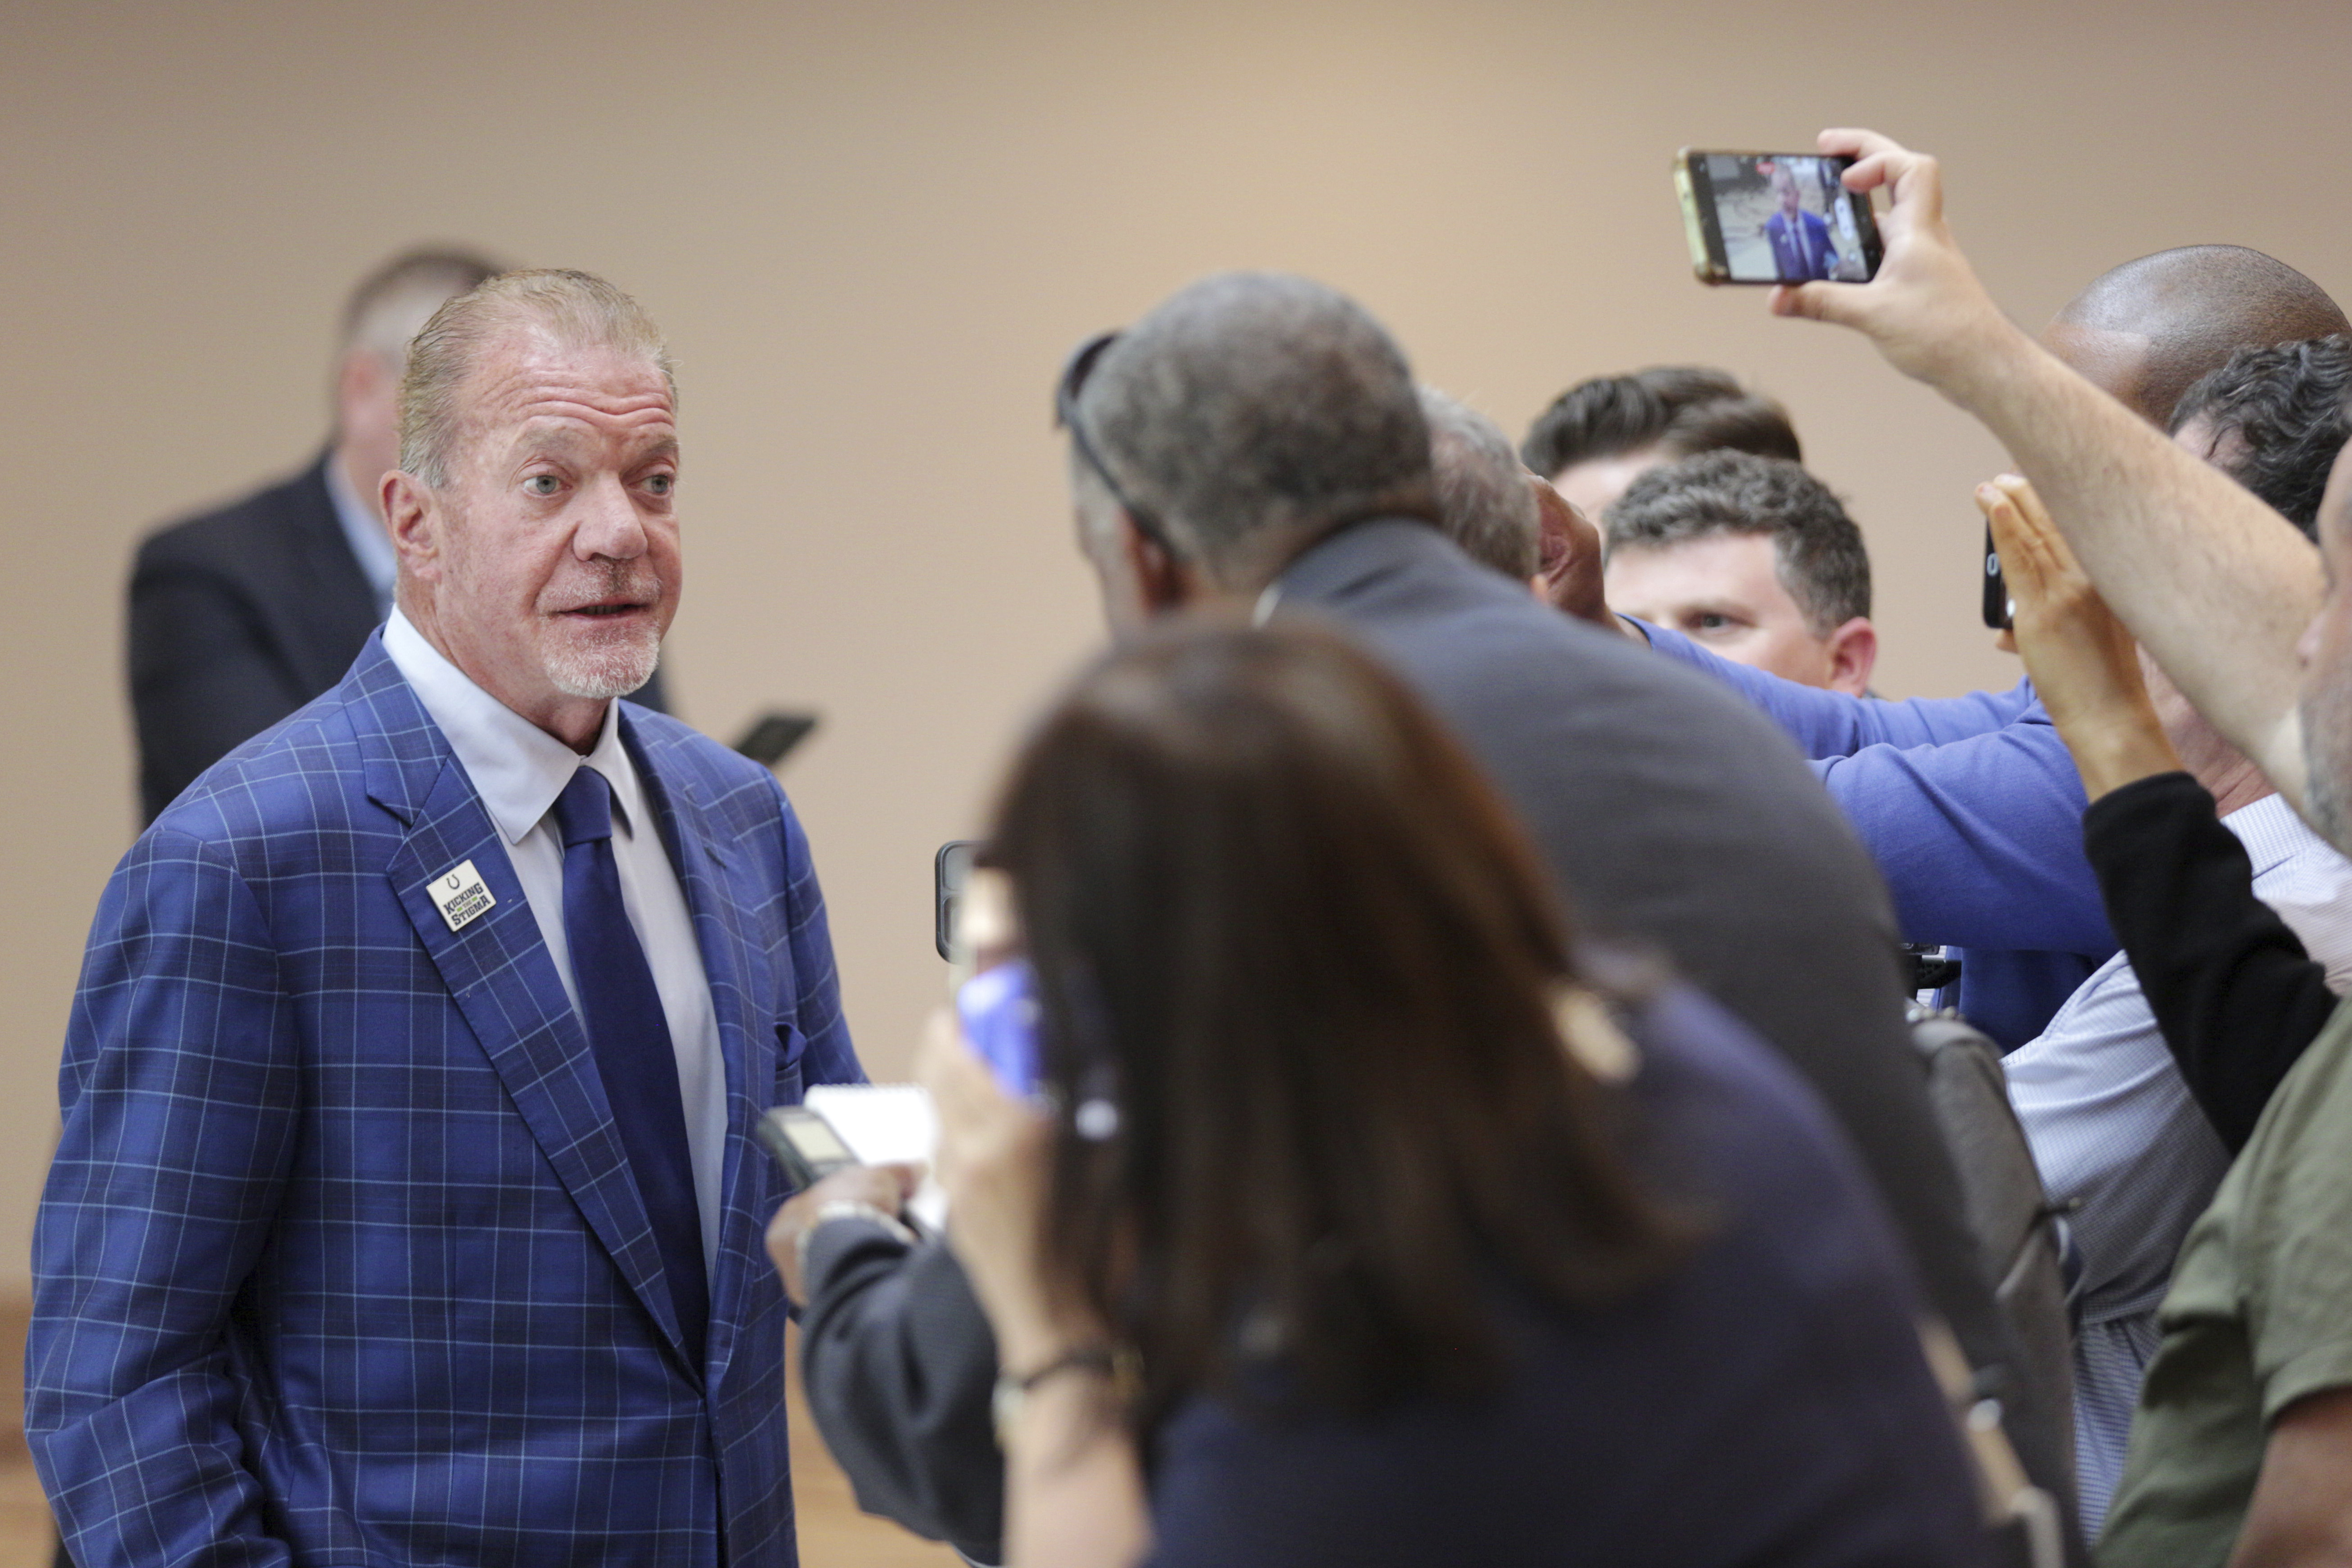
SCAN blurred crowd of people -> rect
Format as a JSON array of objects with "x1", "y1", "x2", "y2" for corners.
[{"x1": 32, "y1": 129, "x2": 2352, "y2": 1568}]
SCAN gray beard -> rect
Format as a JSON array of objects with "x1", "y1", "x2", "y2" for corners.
[
  {"x1": 546, "y1": 627, "x2": 661, "y2": 700},
  {"x1": 2301, "y1": 702, "x2": 2352, "y2": 856}
]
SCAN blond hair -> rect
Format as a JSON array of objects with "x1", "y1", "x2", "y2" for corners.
[{"x1": 397, "y1": 269, "x2": 675, "y2": 487}]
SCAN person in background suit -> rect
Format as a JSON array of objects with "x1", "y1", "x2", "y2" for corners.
[
  {"x1": 1764, "y1": 162, "x2": 1841, "y2": 283},
  {"x1": 126, "y1": 246, "x2": 669, "y2": 824},
  {"x1": 35, "y1": 269, "x2": 859, "y2": 1566},
  {"x1": 773, "y1": 271, "x2": 2072, "y2": 1563}
]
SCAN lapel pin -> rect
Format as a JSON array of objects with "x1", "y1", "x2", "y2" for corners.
[{"x1": 430, "y1": 859, "x2": 497, "y2": 933}]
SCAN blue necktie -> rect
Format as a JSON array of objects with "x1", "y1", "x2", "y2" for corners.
[{"x1": 551, "y1": 766, "x2": 708, "y2": 1368}]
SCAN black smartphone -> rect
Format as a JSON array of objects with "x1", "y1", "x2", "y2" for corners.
[
  {"x1": 1675, "y1": 150, "x2": 1883, "y2": 286},
  {"x1": 935, "y1": 840, "x2": 976, "y2": 961},
  {"x1": 731, "y1": 711, "x2": 819, "y2": 769},
  {"x1": 1981, "y1": 523, "x2": 2012, "y2": 631},
  {"x1": 754, "y1": 1104, "x2": 857, "y2": 1194}
]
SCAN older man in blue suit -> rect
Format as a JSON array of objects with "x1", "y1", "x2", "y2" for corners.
[{"x1": 31, "y1": 269, "x2": 861, "y2": 1566}]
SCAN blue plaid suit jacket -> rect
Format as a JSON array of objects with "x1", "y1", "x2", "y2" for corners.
[{"x1": 31, "y1": 634, "x2": 863, "y2": 1567}]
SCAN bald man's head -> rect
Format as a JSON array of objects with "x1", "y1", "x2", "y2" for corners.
[{"x1": 2043, "y1": 246, "x2": 2347, "y2": 425}]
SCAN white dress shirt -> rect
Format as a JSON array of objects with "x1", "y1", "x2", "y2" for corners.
[
  {"x1": 2005, "y1": 789, "x2": 2352, "y2": 1531},
  {"x1": 384, "y1": 608, "x2": 727, "y2": 1280}
]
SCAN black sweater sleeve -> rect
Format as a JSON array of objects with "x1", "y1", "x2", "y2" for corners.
[
  {"x1": 2081, "y1": 771, "x2": 2340, "y2": 1152},
  {"x1": 797, "y1": 1226, "x2": 1006, "y2": 1564}
]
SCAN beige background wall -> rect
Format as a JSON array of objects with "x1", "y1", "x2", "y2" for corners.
[{"x1": 3, "y1": 0, "x2": 2347, "y2": 1292}]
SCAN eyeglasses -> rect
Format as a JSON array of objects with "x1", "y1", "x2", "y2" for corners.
[{"x1": 1054, "y1": 329, "x2": 1178, "y2": 557}]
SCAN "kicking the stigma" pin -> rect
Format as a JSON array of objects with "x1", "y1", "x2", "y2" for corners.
[{"x1": 430, "y1": 859, "x2": 497, "y2": 933}]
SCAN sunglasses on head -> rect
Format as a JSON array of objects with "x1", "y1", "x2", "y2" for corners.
[{"x1": 1054, "y1": 329, "x2": 1178, "y2": 557}]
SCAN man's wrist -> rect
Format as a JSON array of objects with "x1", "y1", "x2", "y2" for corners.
[
  {"x1": 1934, "y1": 311, "x2": 2046, "y2": 421},
  {"x1": 2061, "y1": 721, "x2": 2185, "y2": 801}
]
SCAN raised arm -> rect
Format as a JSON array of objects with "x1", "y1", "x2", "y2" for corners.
[
  {"x1": 1772, "y1": 129, "x2": 2321, "y2": 815},
  {"x1": 1976, "y1": 476, "x2": 2184, "y2": 801},
  {"x1": 1638, "y1": 619, "x2": 2040, "y2": 755},
  {"x1": 792, "y1": 1223, "x2": 1010, "y2": 1564},
  {"x1": 31, "y1": 831, "x2": 299, "y2": 1565},
  {"x1": 1638, "y1": 621, "x2": 2108, "y2": 954},
  {"x1": 919, "y1": 1013, "x2": 1149, "y2": 1568},
  {"x1": 1988, "y1": 476, "x2": 2338, "y2": 1148}
]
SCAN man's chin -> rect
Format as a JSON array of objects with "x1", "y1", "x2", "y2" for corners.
[
  {"x1": 2301, "y1": 711, "x2": 2352, "y2": 857},
  {"x1": 544, "y1": 627, "x2": 662, "y2": 701}
]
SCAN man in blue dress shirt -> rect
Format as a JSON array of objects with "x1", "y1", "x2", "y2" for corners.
[{"x1": 34, "y1": 269, "x2": 861, "y2": 1566}]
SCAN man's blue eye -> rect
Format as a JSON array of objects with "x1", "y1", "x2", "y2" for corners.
[
  {"x1": 646, "y1": 474, "x2": 674, "y2": 496},
  {"x1": 525, "y1": 474, "x2": 560, "y2": 496}
]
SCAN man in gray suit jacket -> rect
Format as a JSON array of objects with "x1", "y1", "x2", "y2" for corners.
[{"x1": 771, "y1": 273, "x2": 2068, "y2": 1563}]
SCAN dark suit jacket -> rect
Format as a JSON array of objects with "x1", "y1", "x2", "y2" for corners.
[
  {"x1": 799, "y1": 520, "x2": 2065, "y2": 1562},
  {"x1": 129, "y1": 454, "x2": 667, "y2": 824}
]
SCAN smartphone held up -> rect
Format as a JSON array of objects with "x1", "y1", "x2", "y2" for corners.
[
  {"x1": 1676, "y1": 150, "x2": 1883, "y2": 286},
  {"x1": 1983, "y1": 521, "x2": 2014, "y2": 632}
]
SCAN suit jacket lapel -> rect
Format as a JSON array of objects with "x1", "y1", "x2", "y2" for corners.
[
  {"x1": 348, "y1": 643, "x2": 699, "y2": 1371},
  {"x1": 626, "y1": 715, "x2": 781, "y2": 1389}
]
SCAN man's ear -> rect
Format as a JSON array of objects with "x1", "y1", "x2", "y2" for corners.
[
  {"x1": 1121, "y1": 515, "x2": 1197, "y2": 615},
  {"x1": 382, "y1": 471, "x2": 442, "y2": 583},
  {"x1": 1822, "y1": 616, "x2": 1879, "y2": 696}
]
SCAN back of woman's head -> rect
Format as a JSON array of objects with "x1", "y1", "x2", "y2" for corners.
[{"x1": 985, "y1": 617, "x2": 1680, "y2": 1422}]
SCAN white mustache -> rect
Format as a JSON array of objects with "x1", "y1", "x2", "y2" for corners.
[{"x1": 543, "y1": 563, "x2": 662, "y2": 615}]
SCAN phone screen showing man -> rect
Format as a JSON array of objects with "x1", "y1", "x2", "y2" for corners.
[{"x1": 1702, "y1": 154, "x2": 1872, "y2": 284}]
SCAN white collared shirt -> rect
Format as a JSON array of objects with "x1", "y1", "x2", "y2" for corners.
[
  {"x1": 384, "y1": 608, "x2": 726, "y2": 1281},
  {"x1": 2229, "y1": 792, "x2": 2352, "y2": 988}
]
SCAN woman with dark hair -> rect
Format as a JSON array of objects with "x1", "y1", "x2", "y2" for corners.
[{"x1": 921, "y1": 618, "x2": 1989, "y2": 1568}]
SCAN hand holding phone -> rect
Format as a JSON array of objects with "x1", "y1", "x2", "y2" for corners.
[{"x1": 1982, "y1": 520, "x2": 2013, "y2": 631}]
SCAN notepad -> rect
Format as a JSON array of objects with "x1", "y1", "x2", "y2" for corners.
[{"x1": 802, "y1": 1083, "x2": 949, "y2": 1233}]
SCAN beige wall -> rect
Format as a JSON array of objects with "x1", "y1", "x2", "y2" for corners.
[{"x1": 3, "y1": 0, "x2": 2347, "y2": 1290}]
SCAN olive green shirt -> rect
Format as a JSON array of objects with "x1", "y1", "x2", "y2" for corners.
[{"x1": 2099, "y1": 997, "x2": 2352, "y2": 1566}]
